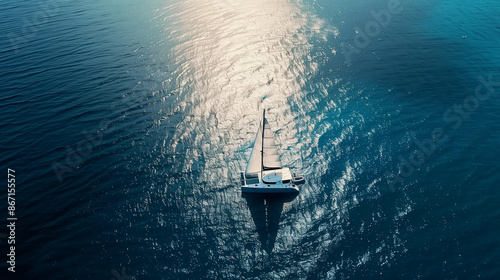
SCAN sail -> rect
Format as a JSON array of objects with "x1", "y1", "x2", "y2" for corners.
[
  {"x1": 245, "y1": 113, "x2": 282, "y2": 175},
  {"x1": 262, "y1": 118, "x2": 282, "y2": 170},
  {"x1": 245, "y1": 123, "x2": 263, "y2": 175}
]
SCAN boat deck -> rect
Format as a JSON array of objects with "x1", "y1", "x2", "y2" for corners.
[{"x1": 241, "y1": 168, "x2": 298, "y2": 193}]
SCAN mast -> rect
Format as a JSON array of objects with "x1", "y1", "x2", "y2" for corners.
[{"x1": 261, "y1": 109, "x2": 265, "y2": 179}]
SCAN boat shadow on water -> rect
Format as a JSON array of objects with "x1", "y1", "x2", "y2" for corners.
[{"x1": 242, "y1": 192, "x2": 298, "y2": 254}]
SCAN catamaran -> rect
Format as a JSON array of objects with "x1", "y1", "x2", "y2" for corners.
[{"x1": 241, "y1": 110, "x2": 300, "y2": 193}]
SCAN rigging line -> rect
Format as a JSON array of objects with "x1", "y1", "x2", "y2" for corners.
[{"x1": 261, "y1": 109, "x2": 265, "y2": 179}]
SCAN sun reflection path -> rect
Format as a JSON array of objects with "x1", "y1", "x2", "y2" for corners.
[
  {"x1": 160, "y1": 0, "x2": 335, "y2": 186},
  {"x1": 146, "y1": 1, "x2": 411, "y2": 278}
]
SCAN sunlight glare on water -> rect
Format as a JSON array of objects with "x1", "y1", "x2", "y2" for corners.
[{"x1": 159, "y1": 0, "x2": 335, "y2": 186}]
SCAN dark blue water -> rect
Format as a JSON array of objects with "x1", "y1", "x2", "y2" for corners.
[{"x1": 1, "y1": 0, "x2": 500, "y2": 279}]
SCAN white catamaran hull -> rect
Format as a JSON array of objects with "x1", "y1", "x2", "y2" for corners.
[
  {"x1": 241, "y1": 168, "x2": 299, "y2": 194},
  {"x1": 241, "y1": 184, "x2": 299, "y2": 193},
  {"x1": 241, "y1": 110, "x2": 301, "y2": 194}
]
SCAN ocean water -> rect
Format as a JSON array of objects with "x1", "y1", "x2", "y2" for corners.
[{"x1": 1, "y1": 0, "x2": 500, "y2": 279}]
